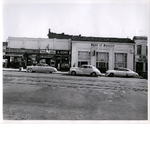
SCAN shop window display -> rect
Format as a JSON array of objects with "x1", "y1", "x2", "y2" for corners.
[{"x1": 10, "y1": 56, "x2": 25, "y2": 68}]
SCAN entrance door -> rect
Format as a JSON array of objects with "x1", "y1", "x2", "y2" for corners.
[
  {"x1": 136, "y1": 62, "x2": 143, "y2": 75},
  {"x1": 56, "y1": 56, "x2": 61, "y2": 70}
]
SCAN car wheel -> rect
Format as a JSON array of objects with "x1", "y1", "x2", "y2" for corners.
[
  {"x1": 28, "y1": 68, "x2": 32, "y2": 73},
  {"x1": 71, "y1": 71, "x2": 76, "y2": 76},
  {"x1": 109, "y1": 73, "x2": 114, "y2": 77},
  {"x1": 91, "y1": 72, "x2": 97, "y2": 77}
]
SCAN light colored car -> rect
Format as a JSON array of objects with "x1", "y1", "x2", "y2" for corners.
[
  {"x1": 69, "y1": 65, "x2": 101, "y2": 77},
  {"x1": 105, "y1": 68, "x2": 139, "y2": 77},
  {"x1": 26, "y1": 63, "x2": 57, "y2": 73}
]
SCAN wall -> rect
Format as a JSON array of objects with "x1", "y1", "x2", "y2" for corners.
[{"x1": 7, "y1": 37, "x2": 71, "y2": 50}]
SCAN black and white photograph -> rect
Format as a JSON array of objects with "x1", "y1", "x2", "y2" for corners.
[
  {"x1": 1, "y1": 0, "x2": 150, "y2": 150},
  {"x1": 1, "y1": 0, "x2": 149, "y2": 122}
]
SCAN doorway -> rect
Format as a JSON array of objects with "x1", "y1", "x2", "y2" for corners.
[{"x1": 136, "y1": 62, "x2": 143, "y2": 75}]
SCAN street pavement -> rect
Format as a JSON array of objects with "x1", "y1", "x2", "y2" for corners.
[{"x1": 3, "y1": 70, "x2": 148, "y2": 120}]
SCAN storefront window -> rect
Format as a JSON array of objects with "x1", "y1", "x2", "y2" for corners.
[
  {"x1": 137, "y1": 45, "x2": 142, "y2": 55},
  {"x1": 28, "y1": 54, "x2": 37, "y2": 66},
  {"x1": 9, "y1": 56, "x2": 25, "y2": 68},
  {"x1": 78, "y1": 51, "x2": 91, "y2": 67},
  {"x1": 146, "y1": 46, "x2": 148, "y2": 55},
  {"x1": 114, "y1": 53, "x2": 127, "y2": 68}
]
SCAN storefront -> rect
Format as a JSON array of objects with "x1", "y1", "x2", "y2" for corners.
[
  {"x1": 39, "y1": 49, "x2": 55, "y2": 67},
  {"x1": 135, "y1": 55, "x2": 147, "y2": 75},
  {"x1": 55, "y1": 50, "x2": 71, "y2": 71},
  {"x1": 4, "y1": 48, "x2": 39, "y2": 68},
  {"x1": 133, "y1": 36, "x2": 148, "y2": 75},
  {"x1": 6, "y1": 37, "x2": 72, "y2": 70},
  {"x1": 39, "y1": 49, "x2": 71, "y2": 71}
]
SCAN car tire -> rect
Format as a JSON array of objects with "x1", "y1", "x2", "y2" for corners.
[
  {"x1": 109, "y1": 73, "x2": 114, "y2": 77},
  {"x1": 91, "y1": 72, "x2": 97, "y2": 77},
  {"x1": 71, "y1": 71, "x2": 76, "y2": 76},
  {"x1": 28, "y1": 68, "x2": 32, "y2": 73}
]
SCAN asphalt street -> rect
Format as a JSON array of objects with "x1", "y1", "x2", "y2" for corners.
[{"x1": 3, "y1": 71, "x2": 148, "y2": 120}]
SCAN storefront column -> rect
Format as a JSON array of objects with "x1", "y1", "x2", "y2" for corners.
[
  {"x1": 143, "y1": 62, "x2": 145, "y2": 72},
  {"x1": 109, "y1": 48, "x2": 114, "y2": 70},
  {"x1": 24, "y1": 54, "x2": 28, "y2": 68}
]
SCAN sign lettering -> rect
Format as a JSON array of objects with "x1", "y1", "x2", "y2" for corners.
[{"x1": 56, "y1": 50, "x2": 69, "y2": 55}]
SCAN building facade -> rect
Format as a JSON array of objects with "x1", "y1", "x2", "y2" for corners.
[
  {"x1": 4, "y1": 37, "x2": 71, "y2": 71},
  {"x1": 71, "y1": 36, "x2": 135, "y2": 73},
  {"x1": 4, "y1": 30, "x2": 147, "y2": 74},
  {"x1": 133, "y1": 36, "x2": 148, "y2": 75}
]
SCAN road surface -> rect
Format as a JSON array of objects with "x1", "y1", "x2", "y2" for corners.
[{"x1": 3, "y1": 71, "x2": 148, "y2": 120}]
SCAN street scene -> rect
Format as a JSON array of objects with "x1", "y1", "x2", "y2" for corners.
[
  {"x1": 3, "y1": 70, "x2": 147, "y2": 120},
  {"x1": 2, "y1": 2, "x2": 148, "y2": 121},
  {"x1": 2, "y1": 3, "x2": 149, "y2": 150}
]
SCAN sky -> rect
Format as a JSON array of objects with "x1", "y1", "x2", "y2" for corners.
[{"x1": 1, "y1": 0, "x2": 150, "y2": 41}]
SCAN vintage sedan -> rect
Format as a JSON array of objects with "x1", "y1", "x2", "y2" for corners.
[
  {"x1": 26, "y1": 63, "x2": 57, "y2": 73},
  {"x1": 105, "y1": 68, "x2": 139, "y2": 77},
  {"x1": 69, "y1": 65, "x2": 101, "y2": 77}
]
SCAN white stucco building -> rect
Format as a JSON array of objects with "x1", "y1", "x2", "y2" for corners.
[{"x1": 71, "y1": 36, "x2": 135, "y2": 73}]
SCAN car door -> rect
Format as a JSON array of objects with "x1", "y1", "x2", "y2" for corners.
[
  {"x1": 85, "y1": 66, "x2": 93, "y2": 75},
  {"x1": 43, "y1": 64, "x2": 51, "y2": 72},
  {"x1": 35, "y1": 64, "x2": 43, "y2": 72},
  {"x1": 82, "y1": 66, "x2": 88, "y2": 74},
  {"x1": 117, "y1": 68, "x2": 125, "y2": 76}
]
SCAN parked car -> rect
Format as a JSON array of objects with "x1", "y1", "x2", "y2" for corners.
[
  {"x1": 105, "y1": 68, "x2": 139, "y2": 77},
  {"x1": 26, "y1": 63, "x2": 57, "y2": 73},
  {"x1": 69, "y1": 65, "x2": 101, "y2": 77}
]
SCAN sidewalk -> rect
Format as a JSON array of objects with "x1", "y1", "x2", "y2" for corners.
[{"x1": 3, "y1": 68, "x2": 69, "y2": 74}]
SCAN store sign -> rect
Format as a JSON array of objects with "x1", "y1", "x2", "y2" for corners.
[
  {"x1": 101, "y1": 44, "x2": 114, "y2": 47},
  {"x1": 56, "y1": 50, "x2": 69, "y2": 55},
  {"x1": 28, "y1": 49, "x2": 39, "y2": 53},
  {"x1": 6, "y1": 49, "x2": 26, "y2": 53},
  {"x1": 136, "y1": 55, "x2": 147, "y2": 62},
  {"x1": 40, "y1": 55, "x2": 54, "y2": 58},
  {"x1": 40, "y1": 49, "x2": 56, "y2": 54},
  {"x1": 6, "y1": 49, "x2": 39, "y2": 53}
]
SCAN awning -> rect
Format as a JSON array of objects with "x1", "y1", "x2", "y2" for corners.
[{"x1": 4, "y1": 54, "x2": 24, "y2": 57}]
